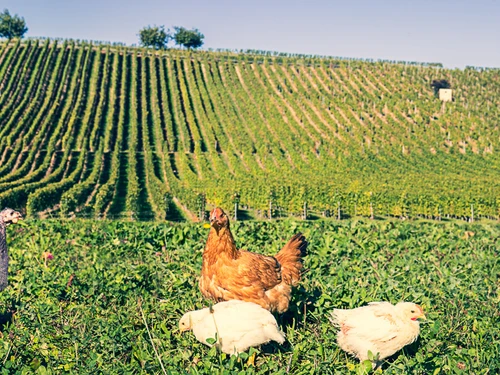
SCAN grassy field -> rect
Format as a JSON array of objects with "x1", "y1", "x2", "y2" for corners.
[{"x1": 0, "y1": 218, "x2": 498, "y2": 374}]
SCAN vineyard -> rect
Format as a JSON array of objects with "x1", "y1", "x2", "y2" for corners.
[{"x1": 0, "y1": 39, "x2": 499, "y2": 221}]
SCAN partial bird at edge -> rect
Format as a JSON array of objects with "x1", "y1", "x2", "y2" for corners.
[{"x1": 0, "y1": 208, "x2": 23, "y2": 292}]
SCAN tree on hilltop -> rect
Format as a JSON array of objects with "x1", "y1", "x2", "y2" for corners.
[
  {"x1": 173, "y1": 27, "x2": 204, "y2": 49},
  {"x1": 138, "y1": 25, "x2": 169, "y2": 50},
  {"x1": 0, "y1": 9, "x2": 28, "y2": 40},
  {"x1": 431, "y1": 79, "x2": 451, "y2": 95}
]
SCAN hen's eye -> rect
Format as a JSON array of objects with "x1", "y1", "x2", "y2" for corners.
[{"x1": 410, "y1": 310, "x2": 415, "y2": 313}]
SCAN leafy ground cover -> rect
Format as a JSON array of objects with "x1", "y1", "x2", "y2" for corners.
[{"x1": 0, "y1": 218, "x2": 498, "y2": 374}]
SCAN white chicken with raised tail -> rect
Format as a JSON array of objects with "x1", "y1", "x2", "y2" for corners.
[
  {"x1": 330, "y1": 302, "x2": 426, "y2": 367},
  {"x1": 179, "y1": 300, "x2": 285, "y2": 355}
]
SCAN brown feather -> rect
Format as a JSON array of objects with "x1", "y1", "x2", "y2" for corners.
[{"x1": 274, "y1": 233, "x2": 308, "y2": 286}]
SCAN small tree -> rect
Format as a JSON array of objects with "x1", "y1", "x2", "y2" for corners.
[
  {"x1": 431, "y1": 79, "x2": 451, "y2": 95},
  {"x1": 138, "y1": 25, "x2": 169, "y2": 50},
  {"x1": 0, "y1": 9, "x2": 28, "y2": 40},
  {"x1": 173, "y1": 27, "x2": 204, "y2": 49}
]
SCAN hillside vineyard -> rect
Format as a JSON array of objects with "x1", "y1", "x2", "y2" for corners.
[{"x1": 0, "y1": 39, "x2": 499, "y2": 220}]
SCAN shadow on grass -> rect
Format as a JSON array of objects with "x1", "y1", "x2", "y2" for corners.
[
  {"x1": 234, "y1": 209, "x2": 254, "y2": 221},
  {"x1": 305, "y1": 213, "x2": 322, "y2": 221},
  {"x1": 377, "y1": 339, "x2": 423, "y2": 370},
  {"x1": 277, "y1": 285, "x2": 323, "y2": 334},
  {"x1": 0, "y1": 309, "x2": 13, "y2": 330},
  {"x1": 257, "y1": 285, "x2": 322, "y2": 354}
]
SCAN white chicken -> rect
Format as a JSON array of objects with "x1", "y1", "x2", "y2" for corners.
[
  {"x1": 330, "y1": 302, "x2": 425, "y2": 367},
  {"x1": 179, "y1": 300, "x2": 285, "y2": 355}
]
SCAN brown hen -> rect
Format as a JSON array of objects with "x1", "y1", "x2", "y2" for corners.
[{"x1": 199, "y1": 207, "x2": 307, "y2": 313}]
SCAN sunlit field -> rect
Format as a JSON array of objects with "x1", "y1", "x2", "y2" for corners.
[{"x1": 0, "y1": 218, "x2": 498, "y2": 374}]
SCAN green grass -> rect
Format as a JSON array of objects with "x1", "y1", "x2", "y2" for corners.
[{"x1": 0, "y1": 219, "x2": 498, "y2": 374}]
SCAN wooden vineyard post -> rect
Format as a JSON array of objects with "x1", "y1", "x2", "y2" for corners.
[
  {"x1": 268, "y1": 190, "x2": 275, "y2": 220},
  {"x1": 302, "y1": 201, "x2": 307, "y2": 220},
  {"x1": 337, "y1": 201, "x2": 341, "y2": 220},
  {"x1": 370, "y1": 192, "x2": 374, "y2": 220},
  {"x1": 471, "y1": 204, "x2": 474, "y2": 223},
  {"x1": 197, "y1": 193, "x2": 206, "y2": 222},
  {"x1": 234, "y1": 192, "x2": 240, "y2": 221}
]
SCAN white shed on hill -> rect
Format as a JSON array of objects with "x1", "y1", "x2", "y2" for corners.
[{"x1": 439, "y1": 88, "x2": 453, "y2": 102}]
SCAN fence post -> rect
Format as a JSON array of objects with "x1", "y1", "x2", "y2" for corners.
[{"x1": 234, "y1": 193, "x2": 240, "y2": 221}]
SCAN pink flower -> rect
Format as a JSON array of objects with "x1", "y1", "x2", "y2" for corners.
[
  {"x1": 42, "y1": 252, "x2": 54, "y2": 267},
  {"x1": 43, "y1": 252, "x2": 54, "y2": 261}
]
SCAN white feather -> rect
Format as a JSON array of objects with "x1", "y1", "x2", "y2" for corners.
[{"x1": 179, "y1": 300, "x2": 285, "y2": 354}]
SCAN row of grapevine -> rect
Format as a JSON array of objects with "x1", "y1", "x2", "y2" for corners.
[
  {"x1": 93, "y1": 52, "x2": 128, "y2": 216},
  {"x1": 138, "y1": 54, "x2": 170, "y2": 220}
]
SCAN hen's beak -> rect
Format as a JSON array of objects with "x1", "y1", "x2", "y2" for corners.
[
  {"x1": 210, "y1": 212, "x2": 221, "y2": 226},
  {"x1": 412, "y1": 312, "x2": 426, "y2": 321}
]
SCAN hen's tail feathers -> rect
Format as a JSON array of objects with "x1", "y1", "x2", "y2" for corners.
[
  {"x1": 275, "y1": 233, "x2": 308, "y2": 286},
  {"x1": 264, "y1": 324, "x2": 286, "y2": 345}
]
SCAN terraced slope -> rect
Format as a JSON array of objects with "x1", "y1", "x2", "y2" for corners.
[{"x1": 0, "y1": 40, "x2": 499, "y2": 220}]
